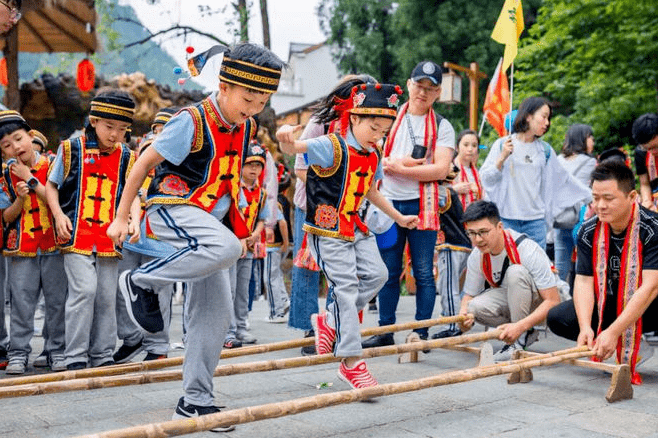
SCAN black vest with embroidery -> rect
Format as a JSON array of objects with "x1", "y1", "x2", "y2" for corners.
[{"x1": 304, "y1": 134, "x2": 380, "y2": 241}]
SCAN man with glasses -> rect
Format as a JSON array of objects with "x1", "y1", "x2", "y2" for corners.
[
  {"x1": 0, "y1": 0, "x2": 21, "y2": 34},
  {"x1": 458, "y1": 200, "x2": 560, "y2": 361},
  {"x1": 362, "y1": 60, "x2": 455, "y2": 348}
]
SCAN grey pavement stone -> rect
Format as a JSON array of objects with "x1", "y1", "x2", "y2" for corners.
[{"x1": 1, "y1": 296, "x2": 657, "y2": 437}]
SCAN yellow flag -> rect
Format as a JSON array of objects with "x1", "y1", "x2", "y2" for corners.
[{"x1": 491, "y1": 0, "x2": 524, "y2": 72}]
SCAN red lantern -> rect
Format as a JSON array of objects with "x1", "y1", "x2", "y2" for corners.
[
  {"x1": 0, "y1": 58, "x2": 7, "y2": 87},
  {"x1": 76, "y1": 58, "x2": 95, "y2": 92}
]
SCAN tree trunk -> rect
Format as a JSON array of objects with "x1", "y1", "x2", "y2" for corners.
[
  {"x1": 4, "y1": 25, "x2": 19, "y2": 110},
  {"x1": 236, "y1": 0, "x2": 249, "y2": 42},
  {"x1": 260, "y1": 0, "x2": 271, "y2": 49}
]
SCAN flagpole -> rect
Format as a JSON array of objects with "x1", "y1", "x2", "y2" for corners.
[
  {"x1": 478, "y1": 112, "x2": 487, "y2": 138},
  {"x1": 510, "y1": 62, "x2": 514, "y2": 111}
]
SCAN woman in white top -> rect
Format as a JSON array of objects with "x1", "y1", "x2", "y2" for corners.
[
  {"x1": 479, "y1": 97, "x2": 590, "y2": 250},
  {"x1": 554, "y1": 124, "x2": 596, "y2": 282}
]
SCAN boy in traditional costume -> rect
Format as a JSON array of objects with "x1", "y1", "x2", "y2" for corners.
[{"x1": 107, "y1": 43, "x2": 284, "y2": 430}]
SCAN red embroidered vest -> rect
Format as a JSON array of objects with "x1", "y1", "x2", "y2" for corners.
[
  {"x1": 304, "y1": 134, "x2": 380, "y2": 241},
  {"x1": 57, "y1": 136, "x2": 135, "y2": 257},
  {"x1": 147, "y1": 97, "x2": 255, "y2": 238},
  {"x1": 2, "y1": 154, "x2": 56, "y2": 256}
]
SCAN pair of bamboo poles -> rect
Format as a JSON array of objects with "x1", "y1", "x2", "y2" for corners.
[{"x1": 0, "y1": 314, "x2": 596, "y2": 438}]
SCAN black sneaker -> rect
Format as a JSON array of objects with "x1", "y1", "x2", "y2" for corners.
[
  {"x1": 33, "y1": 350, "x2": 49, "y2": 368},
  {"x1": 431, "y1": 327, "x2": 462, "y2": 339},
  {"x1": 368, "y1": 302, "x2": 378, "y2": 314},
  {"x1": 113, "y1": 340, "x2": 145, "y2": 364},
  {"x1": 67, "y1": 361, "x2": 87, "y2": 371},
  {"x1": 0, "y1": 347, "x2": 8, "y2": 370},
  {"x1": 172, "y1": 397, "x2": 235, "y2": 432},
  {"x1": 301, "y1": 330, "x2": 316, "y2": 356},
  {"x1": 96, "y1": 360, "x2": 115, "y2": 368},
  {"x1": 144, "y1": 352, "x2": 167, "y2": 361},
  {"x1": 361, "y1": 333, "x2": 394, "y2": 348},
  {"x1": 119, "y1": 270, "x2": 164, "y2": 333}
]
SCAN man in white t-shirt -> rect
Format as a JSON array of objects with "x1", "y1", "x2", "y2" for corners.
[
  {"x1": 458, "y1": 201, "x2": 561, "y2": 361},
  {"x1": 363, "y1": 61, "x2": 455, "y2": 348}
]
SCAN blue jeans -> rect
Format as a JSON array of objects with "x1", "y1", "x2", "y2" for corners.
[
  {"x1": 288, "y1": 207, "x2": 320, "y2": 331},
  {"x1": 501, "y1": 218, "x2": 547, "y2": 250},
  {"x1": 378, "y1": 199, "x2": 437, "y2": 337},
  {"x1": 554, "y1": 227, "x2": 574, "y2": 282}
]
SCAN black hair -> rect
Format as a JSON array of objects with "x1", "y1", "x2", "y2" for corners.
[
  {"x1": 631, "y1": 113, "x2": 658, "y2": 146},
  {"x1": 456, "y1": 129, "x2": 480, "y2": 153},
  {"x1": 562, "y1": 124, "x2": 593, "y2": 157},
  {"x1": 513, "y1": 96, "x2": 552, "y2": 135},
  {"x1": 0, "y1": 122, "x2": 27, "y2": 140},
  {"x1": 590, "y1": 160, "x2": 635, "y2": 194},
  {"x1": 229, "y1": 42, "x2": 286, "y2": 71},
  {"x1": 310, "y1": 74, "x2": 377, "y2": 125},
  {"x1": 11, "y1": 0, "x2": 20, "y2": 10},
  {"x1": 461, "y1": 200, "x2": 501, "y2": 225},
  {"x1": 598, "y1": 148, "x2": 627, "y2": 164}
]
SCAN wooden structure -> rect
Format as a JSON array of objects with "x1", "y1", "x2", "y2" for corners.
[
  {"x1": 1, "y1": 0, "x2": 98, "y2": 109},
  {"x1": 443, "y1": 61, "x2": 487, "y2": 131}
]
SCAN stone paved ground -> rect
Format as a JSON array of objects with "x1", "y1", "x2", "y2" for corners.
[{"x1": 1, "y1": 295, "x2": 657, "y2": 437}]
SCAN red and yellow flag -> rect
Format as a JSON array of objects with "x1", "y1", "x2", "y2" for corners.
[
  {"x1": 483, "y1": 58, "x2": 510, "y2": 137},
  {"x1": 491, "y1": 0, "x2": 525, "y2": 72}
]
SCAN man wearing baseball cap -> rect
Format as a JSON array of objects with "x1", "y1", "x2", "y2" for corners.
[{"x1": 363, "y1": 60, "x2": 457, "y2": 348}]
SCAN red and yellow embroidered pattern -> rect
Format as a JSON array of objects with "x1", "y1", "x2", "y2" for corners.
[
  {"x1": 315, "y1": 204, "x2": 339, "y2": 229},
  {"x1": 6, "y1": 229, "x2": 17, "y2": 250},
  {"x1": 159, "y1": 175, "x2": 190, "y2": 196}
]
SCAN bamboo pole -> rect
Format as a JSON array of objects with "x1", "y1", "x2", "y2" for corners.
[
  {"x1": 0, "y1": 329, "x2": 500, "y2": 400},
  {"x1": 77, "y1": 347, "x2": 593, "y2": 438},
  {"x1": 0, "y1": 314, "x2": 471, "y2": 388}
]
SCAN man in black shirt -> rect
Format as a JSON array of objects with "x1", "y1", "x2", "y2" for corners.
[{"x1": 547, "y1": 161, "x2": 658, "y2": 382}]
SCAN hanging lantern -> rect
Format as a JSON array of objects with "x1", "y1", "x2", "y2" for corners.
[
  {"x1": 76, "y1": 58, "x2": 95, "y2": 92},
  {"x1": 0, "y1": 58, "x2": 7, "y2": 87}
]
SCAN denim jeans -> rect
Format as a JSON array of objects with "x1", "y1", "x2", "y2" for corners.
[
  {"x1": 288, "y1": 207, "x2": 320, "y2": 331},
  {"x1": 553, "y1": 227, "x2": 574, "y2": 282},
  {"x1": 500, "y1": 218, "x2": 547, "y2": 250},
  {"x1": 377, "y1": 199, "x2": 437, "y2": 337}
]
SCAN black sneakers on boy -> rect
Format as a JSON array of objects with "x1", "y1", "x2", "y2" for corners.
[
  {"x1": 172, "y1": 397, "x2": 235, "y2": 432},
  {"x1": 119, "y1": 270, "x2": 164, "y2": 333}
]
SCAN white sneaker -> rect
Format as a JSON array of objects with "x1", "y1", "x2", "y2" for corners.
[
  {"x1": 236, "y1": 330, "x2": 257, "y2": 344},
  {"x1": 493, "y1": 342, "x2": 523, "y2": 362},
  {"x1": 5, "y1": 356, "x2": 27, "y2": 375},
  {"x1": 50, "y1": 354, "x2": 67, "y2": 372},
  {"x1": 267, "y1": 314, "x2": 287, "y2": 324}
]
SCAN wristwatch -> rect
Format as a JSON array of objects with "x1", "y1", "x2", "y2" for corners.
[{"x1": 26, "y1": 177, "x2": 38, "y2": 190}]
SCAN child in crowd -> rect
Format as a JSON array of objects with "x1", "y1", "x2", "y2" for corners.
[
  {"x1": 277, "y1": 82, "x2": 418, "y2": 389},
  {"x1": 113, "y1": 107, "x2": 179, "y2": 363},
  {"x1": 107, "y1": 43, "x2": 285, "y2": 431},
  {"x1": 431, "y1": 167, "x2": 471, "y2": 339},
  {"x1": 265, "y1": 164, "x2": 291, "y2": 323},
  {"x1": 0, "y1": 112, "x2": 67, "y2": 374},
  {"x1": 224, "y1": 141, "x2": 268, "y2": 348},
  {"x1": 452, "y1": 129, "x2": 483, "y2": 211},
  {"x1": 632, "y1": 113, "x2": 658, "y2": 211},
  {"x1": 46, "y1": 89, "x2": 140, "y2": 370}
]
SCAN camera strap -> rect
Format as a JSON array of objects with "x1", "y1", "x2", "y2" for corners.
[{"x1": 404, "y1": 112, "x2": 418, "y2": 147}]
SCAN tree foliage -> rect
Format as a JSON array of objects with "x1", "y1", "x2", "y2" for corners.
[
  {"x1": 318, "y1": 0, "x2": 541, "y2": 135},
  {"x1": 515, "y1": 0, "x2": 658, "y2": 152}
]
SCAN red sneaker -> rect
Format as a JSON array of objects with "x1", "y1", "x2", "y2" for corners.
[
  {"x1": 338, "y1": 360, "x2": 378, "y2": 389},
  {"x1": 311, "y1": 313, "x2": 336, "y2": 355}
]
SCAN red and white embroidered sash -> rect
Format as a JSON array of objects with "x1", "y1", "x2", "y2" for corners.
[
  {"x1": 458, "y1": 162, "x2": 482, "y2": 211},
  {"x1": 481, "y1": 230, "x2": 521, "y2": 288},
  {"x1": 592, "y1": 202, "x2": 643, "y2": 384},
  {"x1": 383, "y1": 102, "x2": 439, "y2": 230}
]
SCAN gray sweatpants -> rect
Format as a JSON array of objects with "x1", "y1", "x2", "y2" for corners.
[
  {"x1": 435, "y1": 248, "x2": 469, "y2": 331},
  {"x1": 0, "y1": 256, "x2": 8, "y2": 351},
  {"x1": 309, "y1": 231, "x2": 388, "y2": 358},
  {"x1": 132, "y1": 205, "x2": 242, "y2": 406},
  {"x1": 116, "y1": 249, "x2": 173, "y2": 355},
  {"x1": 264, "y1": 250, "x2": 290, "y2": 317},
  {"x1": 227, "y1": 256, "x2": 253, "y2": 338},
  {"x1": 8, "y1": 255, "x2": 67, "y2": 359},
  {"x1": 63, "y1": 253, "x2": 118, "y2": 367},
  {"x1": 467, "y1": 264, "x2": 543, "y2": 327}
]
